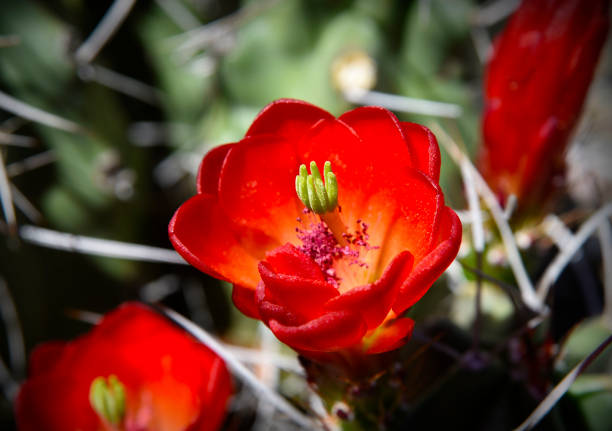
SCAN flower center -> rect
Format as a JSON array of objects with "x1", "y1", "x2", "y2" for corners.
[
  {"x1": 295, "y1": 161, "x2": 379, "y2": 289},
  {"x1": 295, "y1": 161, "x2": 338, "y2": 214},
  {"x1": 296, "y1": 219, "x2": 377, "y2": 289},
  {"x1": 90, "y1": 374, "x2": 126, "y2": 426}
]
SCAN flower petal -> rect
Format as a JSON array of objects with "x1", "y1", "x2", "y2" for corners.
[
  {"x1": 262, "y1": 243, "x2": 328, "y2": 281},
  {"x1": 399, "y1": 122, "x2": 441, "y2": 183},
  {"x1": 258, "y1": 244, "x2": 339, "y2": 321},
  {"x1": 269, "y1": 311, "x2": 367, "y2": 352},
  {"x1": 256, "y1": 282, "x2": 304, "y2": 326},
  {"x1": 197, "y1": 143, "x2": 233, "y2": 195},
  {"x1": 231, "y1": 284, "x2": 260, "y2": 319},
  {"x1": 245, "y1": 98, "x2": 333, "y2": 139},
  {"x1": 371, "y1": 169, "x2": 444, "y2": 274},
  {"x1": 339, "y1": 106, "x2": 416, "y2": 170},
  {"x1": 169, "y1": 194, "x2": 266, "y2": 288},
  {"x1": 364, "y1": 317, "x2": 415, "y2": 354},
  {"x1": 393, "y1": 206, "x2": 462, "y2": 313},
  {"x1": 324, "y1": 251, "x2": 413, "y2": 329},
  {"x1": 218, "y1": 135, "x2": 303, "y2": 245},
  {"x1": 28, "y1": 341, "x2": 66, "y2": 377},
  {"x1": 188, "y1": 357, "x2": 233, "y2": 431}
]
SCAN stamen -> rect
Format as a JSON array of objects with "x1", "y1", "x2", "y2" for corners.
[
  {"x1": 90, "y1": 375, "x2": 126, "y2": 425},
  {"x1": 295, "y1": 161, "x2": 338, "y2": 214},
  {"x1": 296, "y1": 219, "x2": 378, "y2": 287},
  {"x1": 295, "y1": 165, "x2": 309, "y2": 208},
  {"x1": 324, "y1": 161, "x2": 338, "y2": 208}
]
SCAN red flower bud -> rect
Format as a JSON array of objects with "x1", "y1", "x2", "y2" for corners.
[
  {"x1": 479, "y1": 0, "x2": 609, "y2": 215},
  {"x1": 16, "y1": 303, "x2": 232, "y2": 431},
  {"x1": 169, "y1": 99, "x2": 461, "y2": 358}
]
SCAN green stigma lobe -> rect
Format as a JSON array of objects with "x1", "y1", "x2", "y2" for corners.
[
  {"x1": 314, "y1": 176, "x2": 329, "y2": 209},
  {"x1": 295, "y1": 161, "x2": 338, "y2": 214},
  {"x1": 326, "y1": 172, "x2": 338, "y2": 208},
  {"x1": 296, "y1": 167, "x2": 309, "y2": 207},
  {"x1": 90, "y1": 375, "x2": 126, "y2": 425}
]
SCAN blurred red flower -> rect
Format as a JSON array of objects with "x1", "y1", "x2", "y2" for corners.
[
  {"x1": 170, "y1": 99, "x2": 461, "y2": 357},
  {"x1": 16, "y1": 303, "x2": 232, "y2": 431},
  {"x1": 479, "y1": 0, "x2": 609, "y2": 216}
]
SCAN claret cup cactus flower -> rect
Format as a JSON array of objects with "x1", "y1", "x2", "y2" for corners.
[
  {"x1": 479, "y1": 0, "x2": 609, "y2": 217},
  {"x1": 170, "y1": 99, "x2": 461, "y2": 361},
  {"x1": 16, "y1": 303, "x2": 232, "y2": 431}
]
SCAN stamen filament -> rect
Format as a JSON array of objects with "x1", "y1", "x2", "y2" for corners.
[{"x1": 321, "y1": 211, "x2": 348, "y2": 247}]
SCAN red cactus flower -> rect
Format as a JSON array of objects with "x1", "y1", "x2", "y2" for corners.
[
  {"x1": 479, "y1": 0, "x2": 609, "y2": 216},
  {"x1": 16, "y1": 303, "x2": 232, "y2": 431},
  {"x1": 169, "y1": 99, "x2": 461, "y2": 357}
]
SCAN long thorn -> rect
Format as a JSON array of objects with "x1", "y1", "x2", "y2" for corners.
[
  {"x1": 7, "y1": 151, "x2": 56, "y2": 178},
  {"x1": 0, "y1": 277, "x2": 25, "y2": 379},
  {"x1": 0, "y1": 150, "x2": 17, "y2": 235},
  {"x1": 472, "y1": 0, "x2": 520, "y2": 26},
  {"x1": 0, "y1": 90, "x2": 84, "y2": 134},
  {"x1": 514, "y1": 334, "x2": 612, "y2": 431},
  {"x1": 74, "y1": 0, "x2": 137, "y2": 64},
  {"x1": 599, "y1": 220, "x2": 612, "y2": 326},
  {"x1": 77, "y1": 64, "x2": 163, "y2": 106},
  {"x1": 18, "y1": 225, "x2": 187, "y2": 265},
  {"x1": 161, "y1": 307, "x2": 319, "y2": 430},
  {"x1": 430, "y1": 122, "x2": 543, "y2": 312},
  {"x1": 536, "y1": 203, "x2": 612, "y2": 302},
  {"x1": 154, "y1": 0, "x2": 200, "y2": 31},
  {"x1": 0, "y1": 354, "x2": 19, "y2": 402},
  {"x1": 0, "y1": 131, "x2": 37, "y2": 148},
  {"x1": 10, "y1": 184, "x2": 43, "y2": 223},
  {"x1": 344, "y1": 89, "x2": 462, "y2": 118}
]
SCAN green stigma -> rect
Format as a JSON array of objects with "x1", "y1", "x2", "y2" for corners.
[
  {"x1": 295, "y1": 160, "x2": 338, "y2": 213},
  {"x1": 89, "y1": 375, "x2": 126, "y2": 425}
]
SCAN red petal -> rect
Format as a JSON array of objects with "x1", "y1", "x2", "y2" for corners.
[
  {"x1": 339, "y1": 106, "x2": 416, "y2": 170},
  {"x1": 393, "y1": 206, "x2": 462, "y2": 313},
  {"x1": 399, "y1": 122, "x2": 441, "y2": 183},
  {"x1": 373, "y1": 169, "x2": 444, "y2": 271},
  {"x1": 169, "y1": 194, "x2": 267, "y2": 288},
  {"x1": 365, "y1": 317, "x2": 415, "y2": 354},
  {"x1": 28, "y1": 341, "x2": 66, "y2": 377},
  {"x1": 263, "y1": 243, "x2": 327, "y2": 281},
  {"x1": 257, "y1": 244, "x2": 338, "y2": 321},
  {"x1": 197, "y1": 143, "x2": 233, "y2": 195},
  {"x1": 17, "y1": 303, "x2": 233, "y2": 431},
  {"x1": 296, "y1": 118, "x2": 376, "y2": 200},
  {"x1": 259, "y1": 265, "x2": 339, "y2": 322},
  {"x1": 232, "y1": 284, "x2": 260, "y2": 319},
  {"x1": 255, "y1": 282, "x2": 303, "y2": 326},
  {"x1": 269, "y1": 311, "x2": 367, "y2": 352},
  {"x1": 324, "y1": 251, "x2": 413, "y2": 329},
  {"x1": 188, "y1": 357, "x2": 233, "y2": 431},
  {"x1": 245, "y1": 98, "x2": 333, "y2": 139},
  {"x1": 218, "y1": 135, "x2": 302, "y2": 245},
  {"x1": 16, "y1": 372, "x2": 99, "y2": 431}
]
